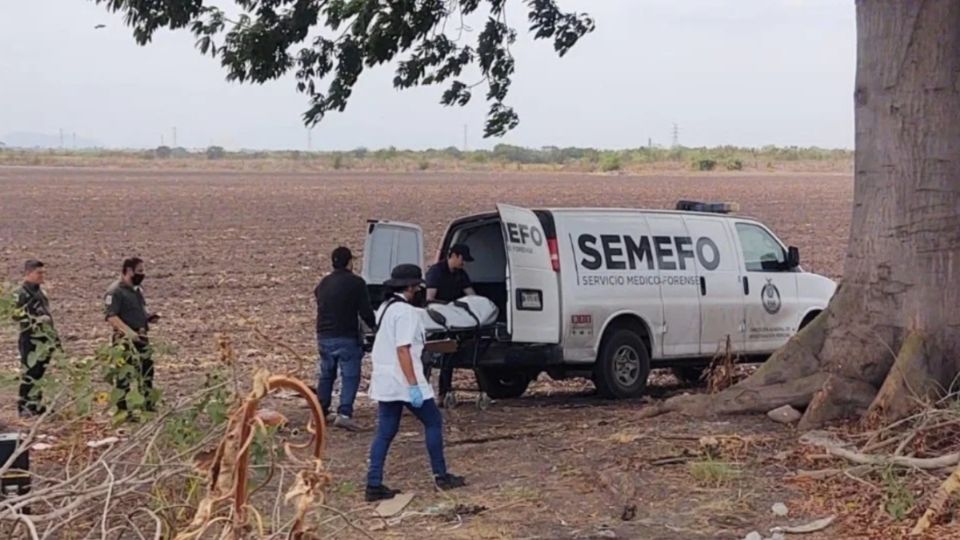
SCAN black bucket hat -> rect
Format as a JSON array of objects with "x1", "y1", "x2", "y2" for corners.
[{"x1": 384, "y1": 263, "x2": 425, "y2": 288}]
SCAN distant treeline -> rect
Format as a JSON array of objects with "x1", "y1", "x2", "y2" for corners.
[{"x1": 0, "y1": 144, "x2": 852, "y2": 172}]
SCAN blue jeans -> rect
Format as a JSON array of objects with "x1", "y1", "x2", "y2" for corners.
[
  {"x1": 367, "y1": 399, "x2": 447, "y2": 487},
  {"x1": 317, "y1": 337, "x2": 363, "y2": 418}
]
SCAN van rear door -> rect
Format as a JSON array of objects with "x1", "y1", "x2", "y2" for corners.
[
  {"x1": 497, "y1": 204, "x2": 561, "y2": 344},
  {"x1": 362, "y1": 220, "x2": 424, "y2": 307}
]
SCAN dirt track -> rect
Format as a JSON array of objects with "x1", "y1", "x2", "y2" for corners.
[{"x1": 0, "y1": 167, "x2": 856, "y2": 538}]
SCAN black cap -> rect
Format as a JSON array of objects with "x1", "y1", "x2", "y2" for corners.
[
  {"x1": 384, "y1": 264, "x2": 425, "y2": 288},
  {"x1": 331, "y1": 246, "x2": 353, "y2": 269},
  {"x1": 449, "y1": 244, "x2": 474, "y2": 262}
]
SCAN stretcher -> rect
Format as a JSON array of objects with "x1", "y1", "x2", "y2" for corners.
[
  {"x1": 364, "y1": 297, "x2": 505, "y2": 404},
  {"x1": 420, "y1": 297, "x2": 503, "y2": 404}
]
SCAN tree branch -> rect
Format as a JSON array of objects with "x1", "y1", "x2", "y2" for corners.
[{"x1": 800, "y1": 430, "x2": 960, "y2": 469}]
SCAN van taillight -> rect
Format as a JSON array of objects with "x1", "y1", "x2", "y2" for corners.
[{"x1": 547, "y1": 238, "x2": 560, "y2": 272}]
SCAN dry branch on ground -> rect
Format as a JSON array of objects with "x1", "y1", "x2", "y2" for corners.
[{"x1": 0, "y1": 371, "x2": 341, "y2": 539}]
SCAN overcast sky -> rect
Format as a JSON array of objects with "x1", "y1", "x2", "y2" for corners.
[{"x1": 0, "y1": 0, "x2": 855, "y2": 151}]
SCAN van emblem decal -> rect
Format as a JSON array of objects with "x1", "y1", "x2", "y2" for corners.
[{"x1": 761, "y1": 279, "x2": 781, "y2": 314}]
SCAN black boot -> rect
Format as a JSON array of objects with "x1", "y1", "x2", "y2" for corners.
[
  {"x1": 365, "y1": 484, "x2": 401, "y2": 502},
  {"x1": 435, "y1": 473, "x2": 466, "y2": 491}
]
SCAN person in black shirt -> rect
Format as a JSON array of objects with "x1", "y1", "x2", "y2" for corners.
[
  {"x1": 425, "y1": 244, "x2": 476, "y2": 302},
  {"x1": 424, "y1": 244, "x2": 478, "y2": 405},
  {"x1": 104, "y1": 257, "x2": 160, "y2": 415},
  {"x1": 314, "y1": 246, "x2": 376, "y2": 431},
  {"x1": 12, "y1": 260, "x2": 59, "y2": 417}
]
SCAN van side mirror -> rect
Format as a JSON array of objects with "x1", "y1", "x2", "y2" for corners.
[{"x1": 787, "y1": 246, "x2": 800, "y2": 269}]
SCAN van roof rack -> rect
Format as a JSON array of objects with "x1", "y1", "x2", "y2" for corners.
[{"x1": 675, "y1": 200, "x2": 740, "y2": 214}]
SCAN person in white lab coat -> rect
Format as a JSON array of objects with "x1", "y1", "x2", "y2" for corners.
[{"x1": 364, "y1": 264, "x2": 466, "y2": 502}]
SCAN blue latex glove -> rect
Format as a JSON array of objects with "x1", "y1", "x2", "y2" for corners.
[{"x1": 408, "y1": 385, "x2": 424, "y2": 408}]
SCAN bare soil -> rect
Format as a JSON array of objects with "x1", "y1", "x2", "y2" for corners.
[{"x1": 0, "y1": 166, "x2": 893, "y2": 539}]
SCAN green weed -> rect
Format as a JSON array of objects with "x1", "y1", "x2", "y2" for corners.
[
  {"x1": 688, "y1": 457, "x2": 741, "y2": 488},
  {"x1": 334, "y1": 481, "x2": 357, "y2": 497},
  {"x1": 881, "y1": 466, "x2": 915, "y2": 521}
]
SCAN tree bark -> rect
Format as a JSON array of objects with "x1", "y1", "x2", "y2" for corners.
[{"x1": 662, "y1": 0, "x2": 960, "y2": 427}]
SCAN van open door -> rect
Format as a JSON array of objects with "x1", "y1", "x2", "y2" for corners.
[
  {"x1": 362, "y1": 220, "x2": 424, "y2": 308},
  {"x1": 496, "y1": 204, "x2": 561, "y2": 344}
]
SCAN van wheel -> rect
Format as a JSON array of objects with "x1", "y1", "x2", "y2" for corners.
[
  {"x1": 594, "y1": 329, "x2": 651, "y2": 399},
  {"x1": 475, "y1": 368, "x2": 532, "y2": 399}
]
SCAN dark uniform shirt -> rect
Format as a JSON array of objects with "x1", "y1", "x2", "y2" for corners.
[
  {"x1": 314, "y1": 269, "x2": 377, "y2": 339},
  {"x1": 14, "y1": 282, "x2": 55, "y2": 338},
  {"x1": 425, "y1": 261, "x2": 472, "y2": 302},
  {"x1": 104, "y1": 279, "x2": 149, "y2": 334}
]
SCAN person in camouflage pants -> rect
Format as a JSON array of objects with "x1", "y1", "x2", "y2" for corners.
[{"x1": 13, "y1": 260, "x2": 60, "y2": 417}]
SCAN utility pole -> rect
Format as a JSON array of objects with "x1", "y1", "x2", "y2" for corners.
[
  {"x1": 647, "y1": 137, "x2": 652, "y2": 149},
  {"x1": 671, "y1": 123, "x2": 680, "y2": 149},
  {"x1": 72, "y1": 132, "x2": 77, "y2": 149}
]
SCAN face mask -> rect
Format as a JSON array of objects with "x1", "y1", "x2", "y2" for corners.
[{"x1": 132, "y1": 273, "x2": 145, "y2": 286}]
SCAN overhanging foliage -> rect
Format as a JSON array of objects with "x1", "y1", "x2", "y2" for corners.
[{"x1": 94, "y1": 0, "x2": 594, "y2": 137}]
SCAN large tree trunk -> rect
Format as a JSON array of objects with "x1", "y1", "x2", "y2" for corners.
[{"x1": 663, "y1": 0, "x2": 960, "y2": 428}]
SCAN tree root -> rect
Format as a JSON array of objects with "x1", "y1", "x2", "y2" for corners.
[
  {"x1": 799, "y1": 431, "x2": 960, "y2": 469},
  {"x1": 867, "y1": 331, "x2": 940, "y2": 424},
  {"x1": 640, "y1": 294, "x2": 960, "y2": 433},
  {"x1": 798, "y1": 375, "x2": 877, "y2": 431},
  {"x1": 640, "y1": 310, "x2": 833, "y2": 420},
  {"x1": 749, "y1": 307, "x2": 830, "y2": 386},
  {"x1": 912, "y1": 460, "x2": 960, "y2": 535},
  {"x1": 642, "y1": 373, "x2": 831, "y2": 420}
]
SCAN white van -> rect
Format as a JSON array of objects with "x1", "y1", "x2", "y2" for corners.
[{"x1": 362, "y1": 201, "x2": 836, "y2": 400}]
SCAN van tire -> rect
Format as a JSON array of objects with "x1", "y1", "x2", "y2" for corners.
[
  {"x1": 475, "y1": 368, "x2": 532, "y2": 399},
  {"x1": 594, "y1": 329, "x2": 651, "y2": 399}
]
